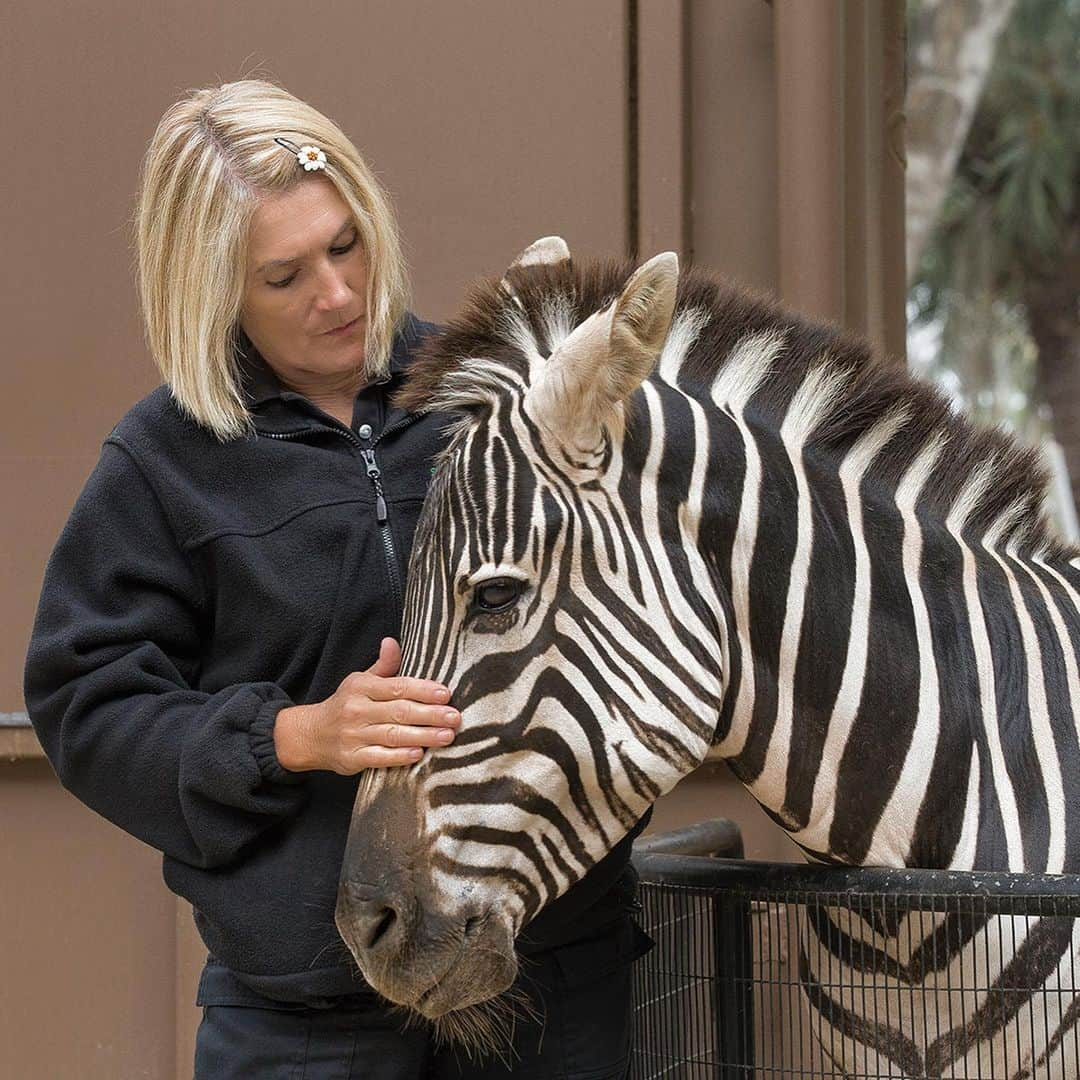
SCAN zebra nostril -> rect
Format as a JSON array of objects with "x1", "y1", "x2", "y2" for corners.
[
  {"x1": 350, "y1": 900, "x2": 399, "y2": 950},
  {"x1": 343, "y1": 887, "x2": 402, "y2": 951},
  {"x1": 462, "y1": 912, "x2": 489, "y2": 944},
  {"x1": 367, "y1": 905, "x2": 397, "y2": 949}
]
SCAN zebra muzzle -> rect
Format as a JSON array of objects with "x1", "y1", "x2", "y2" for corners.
[
  {"x1": 336, "y1": 878, "x2": 517, "y2": 1016},
  {"x1": 335, "y1": 779, "x2": 519, "y2": 1016}
]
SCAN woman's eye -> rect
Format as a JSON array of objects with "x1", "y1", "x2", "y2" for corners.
[
  {"x1": 474, "y1": 578, "x2": 523, "y2": 612},
  {"x1": 267, "y1": 238, "x2": 358, "y2": 288}
]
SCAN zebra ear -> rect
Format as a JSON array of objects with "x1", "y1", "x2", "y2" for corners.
[
  {"x1": 507, "y1": 235, "x2": 571, "y2": 271},
  {"x1": 499, "y1": 236, "x2": 572, "y2": 308},
  {"x1": 527, "y1": 251, "x2": 679, "y2": 449},
  {"x1": 610, "y1": 251, "x2": 680, "y2": 377}
]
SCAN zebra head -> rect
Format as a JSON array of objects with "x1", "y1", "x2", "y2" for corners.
[{"x1": 335, "y1": 238, "x2": 725, "y2": 1028}]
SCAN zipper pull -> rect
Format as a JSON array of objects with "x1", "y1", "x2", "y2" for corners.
[
  {"x1": 361, "y1": 450, "x2": 389, "y2": 524},
  {"x1": 360, "y1": 449, "x2": 380, "y2": 479}
]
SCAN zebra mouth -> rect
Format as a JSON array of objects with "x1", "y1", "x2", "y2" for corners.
[
  {"x1": 406, "y1": 915, "x2": 517, "y2": 1019},
  {"x1": 409, "y1": 969, "x2": 479, "y2": 1019},
  {"x1": 408, "y1": 907, "x2": 501, "y2": 1015}
]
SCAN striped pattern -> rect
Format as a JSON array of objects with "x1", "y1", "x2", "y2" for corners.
[{"x1": 362, "y1": 252, "x2": 1080, "y2": 1074}]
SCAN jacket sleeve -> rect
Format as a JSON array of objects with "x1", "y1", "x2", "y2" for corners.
[{"x1": 23, "y1": 438, "x2": 310, "y2": 870}]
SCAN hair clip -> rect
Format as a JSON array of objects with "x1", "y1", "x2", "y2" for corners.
[{"x1": 273, "y1": 136, "x2": 327, "y2": 171}]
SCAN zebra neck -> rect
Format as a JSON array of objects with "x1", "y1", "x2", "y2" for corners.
[{"x1": 657, "y1": 359, "x2": 1080, "y2": 874}]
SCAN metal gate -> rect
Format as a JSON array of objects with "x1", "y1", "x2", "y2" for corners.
[{"x1": 630, "y1": 821, "x2": 1080, "y2": 1079}]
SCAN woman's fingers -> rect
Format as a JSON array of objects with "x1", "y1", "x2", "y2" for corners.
[
  {"x1": 365, "y1": 637, "x2": 402, "y2": 679},
  {"x1": 322, "y1": 667, "x2": 460, "y2": 773},
  {"x1": 358, "y1": 721, "x2": 457, "y2": 749},
  {"x1": 346, "y1": 744, "x2": 426, "y2": 770},
  {"x1": 358, "y1": 698, "x2": 460, "y2": 731},
  {"x1": 342, "y1": 721, "x2": 456, "y2": 772},
  {"x1": 358, "y1": 672, "x2": 453, "y2": 705}
]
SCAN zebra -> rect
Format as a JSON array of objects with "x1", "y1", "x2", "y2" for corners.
[{"x1": 333, "y1": 235, "x2": 1080, "y2": 1075}]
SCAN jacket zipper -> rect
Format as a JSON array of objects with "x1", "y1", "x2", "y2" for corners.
[
  {"x1": 358, "y1": 446, "x2": 402, "y2": 611},
  {"x1": 259, "y1": 415, "x2": 414, "y2": 615}
]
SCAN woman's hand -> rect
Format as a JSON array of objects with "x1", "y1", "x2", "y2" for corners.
[{"x1": 272, "y1": 638, "x2": 459, "y2": 774}]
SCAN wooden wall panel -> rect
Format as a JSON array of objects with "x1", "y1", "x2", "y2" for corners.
[{"x1": 3, "y1": 2, "x2": 905, "y2": 1075}]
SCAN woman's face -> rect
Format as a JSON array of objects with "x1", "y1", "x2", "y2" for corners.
[{"x1": 239, "y1": 175, "x2": 369, "y2": 390}]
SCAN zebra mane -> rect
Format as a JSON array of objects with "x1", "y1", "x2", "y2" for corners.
[{"x1": 396, "y1": 256, "x2": 1079, "y2": 562}]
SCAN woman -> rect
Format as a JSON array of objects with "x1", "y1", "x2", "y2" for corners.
[{"x1": 23, "y1": 79, "x2": 649, "y2": 1078}]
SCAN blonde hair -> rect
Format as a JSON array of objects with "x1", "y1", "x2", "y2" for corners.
[{"x1": 134, "y1": 78, "x2": 410, "y2": 442}]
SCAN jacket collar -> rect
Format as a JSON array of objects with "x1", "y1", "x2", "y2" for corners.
[{"x1": 238, "y1": 313, "x2": 420, "y2": 410}]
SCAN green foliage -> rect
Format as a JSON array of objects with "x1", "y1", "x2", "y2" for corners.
[
  {"x1": 912, "y1": 0, "x2": 1080, "y2": 307},
  {"x1": 908, "y1": 0, "x2": 1080, "y2": 538}
]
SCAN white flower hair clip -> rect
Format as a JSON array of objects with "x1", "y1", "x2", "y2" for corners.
[{"x1": 273, "y1": 137, "x2": 328, "y2": 171}]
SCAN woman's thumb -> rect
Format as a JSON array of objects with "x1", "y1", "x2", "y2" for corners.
[{"x1": 366, "y1": 637, "x2": 401, "y2": 678}]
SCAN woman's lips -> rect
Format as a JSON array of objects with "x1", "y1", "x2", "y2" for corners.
[{"x1": 324, "y1": 315, "x2": 361, "y2": 337}]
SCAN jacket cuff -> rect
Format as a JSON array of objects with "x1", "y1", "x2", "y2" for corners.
[{"x1": 249, "y1": 699, "x2": 306, "y2": 786}]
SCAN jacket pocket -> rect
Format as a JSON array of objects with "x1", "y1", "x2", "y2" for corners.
[{"x1": 194, "y1": 500, "x2": 372, "y2": 696}]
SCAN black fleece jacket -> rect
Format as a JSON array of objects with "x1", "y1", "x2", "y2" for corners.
[{"x1": 23, "y1": 311, "x2": 647, "y2": 1007}]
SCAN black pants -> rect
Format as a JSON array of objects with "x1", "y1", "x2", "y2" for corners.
[{"x1": 193, "y1": 915, "x2": 653, "y2": 1080}]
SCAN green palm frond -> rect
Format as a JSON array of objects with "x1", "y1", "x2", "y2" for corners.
[{"x1": 911, "y1": 0, "x2": 1080, "y2": 301}]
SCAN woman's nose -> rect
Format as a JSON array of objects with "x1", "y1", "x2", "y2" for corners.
[{"x1": 314, "y1": 264, "x2": 353, "y2": 310}]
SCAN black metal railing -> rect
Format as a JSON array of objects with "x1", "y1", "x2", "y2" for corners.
[{"x1": 629, "y1": 820, "x2": 1080, "y2": 1079}]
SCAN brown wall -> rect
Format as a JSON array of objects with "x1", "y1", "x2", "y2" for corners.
[
  {"x1": 3, "y1": 2, "x2": 904, "y2": 1076},
  {"x1": 1, "y1": 761, "x2": 178, "y2": 1078}
]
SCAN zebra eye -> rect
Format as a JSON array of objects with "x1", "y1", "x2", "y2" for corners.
[{"x1": 473, "y1": 578, "x2": 524, "y2": 612}]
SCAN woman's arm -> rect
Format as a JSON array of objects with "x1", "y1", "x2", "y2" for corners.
[{"x1": 23, "y1": 440, "x2": 309, "y2": 871}]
